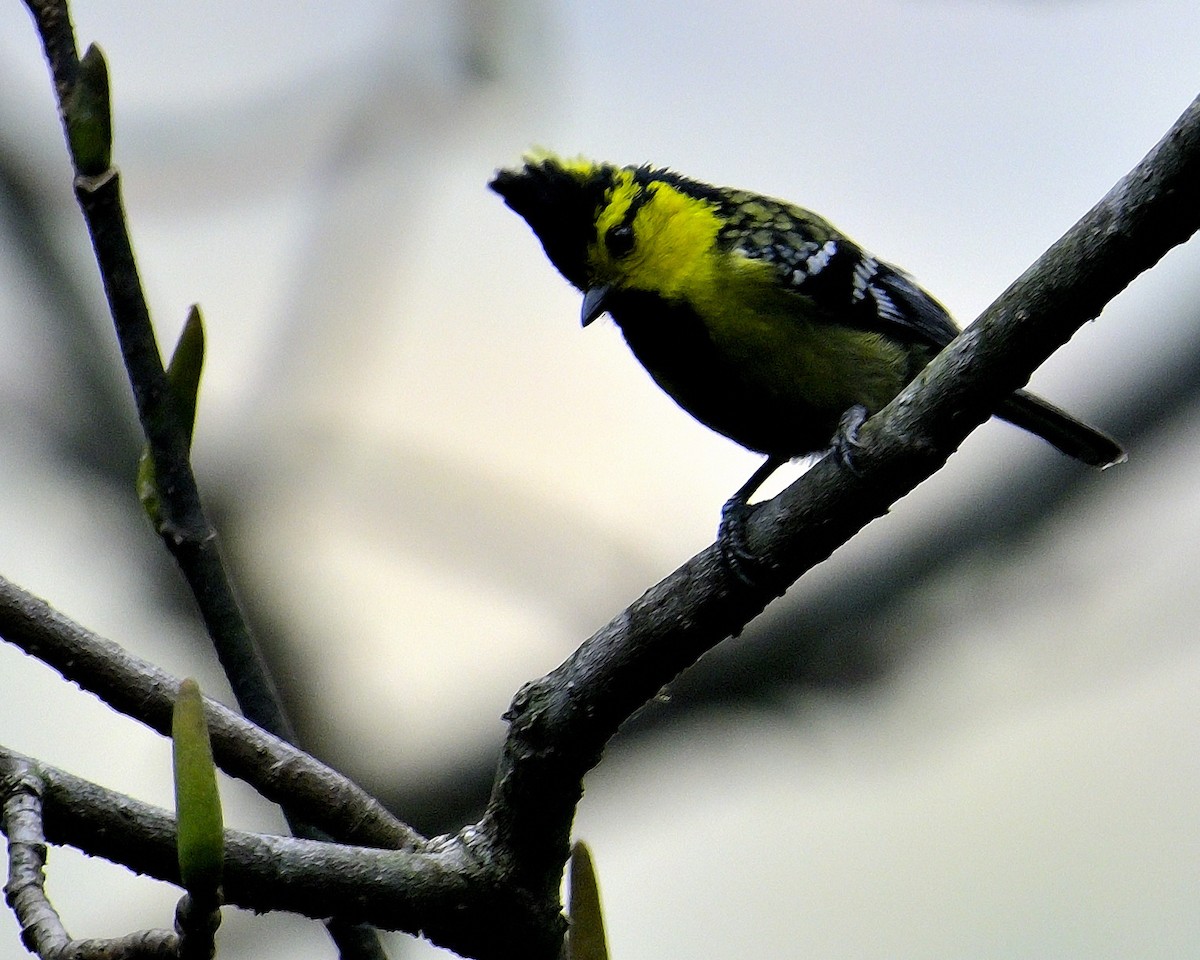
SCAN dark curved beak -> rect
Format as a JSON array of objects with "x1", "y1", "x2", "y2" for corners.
[{"x1": 581, "y1": 284, "x2": 611, "y2": 327}]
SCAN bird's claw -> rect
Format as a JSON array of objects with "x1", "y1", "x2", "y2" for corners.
[
  {"x1": 832, "y1": 404, "x2": 869, "y2": 476},
  {"x1": 718, "y1": 497, "x2": 755, "y2": 585},
  {"x1": 718, "y1": 496, "x2": 785, "y2": 592}
]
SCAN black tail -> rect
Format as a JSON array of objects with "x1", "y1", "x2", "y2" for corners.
[{"x1": 997, "y1": 389, "x2": 1125, "y2": 468}]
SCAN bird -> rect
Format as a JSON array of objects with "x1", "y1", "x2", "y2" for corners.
[{"x1": 489, "y1": 151, "x2": 1124, "y2": 574}]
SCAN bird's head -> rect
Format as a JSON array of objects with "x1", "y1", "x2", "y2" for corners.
[{"x1": 490, "y1": 151, "x2": 725, "y2": 325}]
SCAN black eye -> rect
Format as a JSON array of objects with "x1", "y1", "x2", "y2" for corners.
[{"x1": 605, "y1": 223, "x2": 635, "y2": 258}]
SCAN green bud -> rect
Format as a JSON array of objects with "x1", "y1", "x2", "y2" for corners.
[
  {"x1": 67, "y1": 44, "x2": 112, "y2": 176},
  {"x1": 172, "y1": 678, "x2": 224, "y2": 896},
  {"x1": 138, "y1": 306, "x2": 205, "y2": 528},
  {"x1": 166, "y1": 305, "x2": 206, "y2": 447},
  {"x1": 567, "y1": 840, "x2": 610, "y2": 960}
]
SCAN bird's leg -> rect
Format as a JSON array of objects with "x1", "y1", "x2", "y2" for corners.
[
  {"x1": 717, "y1": 406, "x2": 869, "y2": 588},
  {"x1": 718, "y1": 454, "x2": 787, "y2": 586},
  {"x1": 831, "y1": 404, "x2": 869, "y2": 476}
]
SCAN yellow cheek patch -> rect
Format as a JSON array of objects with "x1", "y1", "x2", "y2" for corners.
[
  {"x1": 581, "y1": 171, "x2": 726, "y2": 300},
  {"x1": 592, "y1": 182, "x2": 715, "y2": 297},
  {"x1": 634, "y1": 184, "x2": 721, "y2": 286}
]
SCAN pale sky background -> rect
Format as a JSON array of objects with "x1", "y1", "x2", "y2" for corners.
[{"x1": 0, "y1": 1, "x2": 1199, "y2": 958}]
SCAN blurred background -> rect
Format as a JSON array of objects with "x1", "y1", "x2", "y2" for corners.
[{"x1": 1, "y1": 0, "x2": 1198, "y2": 957}]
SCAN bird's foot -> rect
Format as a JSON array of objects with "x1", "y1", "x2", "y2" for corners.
[
  {"x1": 831, "y1": 404, "x2": 869, "y2": 475},
  {"x1": 718, "y1": 495, "x2": 785, "y2": 592}
]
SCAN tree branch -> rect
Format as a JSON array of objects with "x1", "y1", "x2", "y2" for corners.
[
  {"x1": 2, "y1": 758, "x2": 180, "y2": 959},
  {"x1": 18, "y1": 4, "x2": 394, "y2": 951},
  {"x1": 0, "y1": 574, "x2": 418, "y2": 851},
  {"x1": 475, "y1": 90, "x2": 1200, "y2": 900},
  {"x1": 0, "y1": 750, "x2": 564, "y2": 960},
  {"x1": 10, "y1": 0, "x2": 1199, "y2": 954},
  {"x1": 4, "y1": 90, "x2": 1198, "y2": 959}
]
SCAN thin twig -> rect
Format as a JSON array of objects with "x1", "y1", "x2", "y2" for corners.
[
  {"x1": 1, "y1": 757, "x2": 180, "y2": 959},
  {"x1": 0, "y1": 574, "x2": 419, "y2": 851},
  {"x1": 21, "y1": 0, "x2": 293, "y2": 751},
  {"x1": 73, "y1": 155, "x2": 294, "y2": 748}
]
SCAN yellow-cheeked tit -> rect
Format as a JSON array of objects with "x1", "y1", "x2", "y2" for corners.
[{"x1": 489, "y1": 152, "x2": 1124, "y2": 561}]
